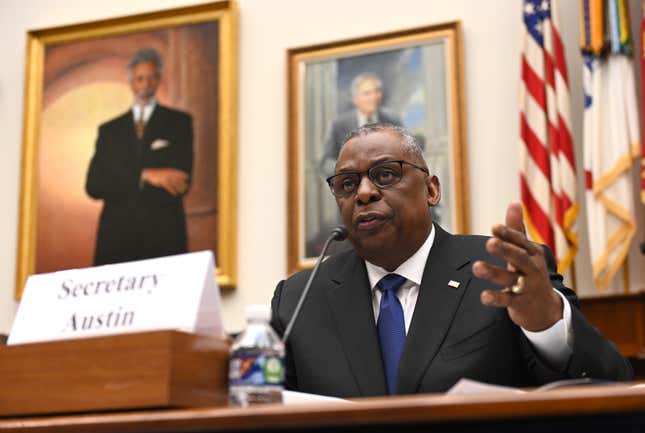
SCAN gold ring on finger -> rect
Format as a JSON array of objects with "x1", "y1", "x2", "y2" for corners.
[{"x1": 511, "y1": 275, "x2": 525, "y2": 295}]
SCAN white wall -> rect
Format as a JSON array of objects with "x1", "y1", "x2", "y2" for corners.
[{"x1": 1, "y1": 0, "x2": 643, "y2": 334}]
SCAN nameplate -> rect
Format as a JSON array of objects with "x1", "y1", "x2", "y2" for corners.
[{"x1": 8, "y1": 251, "x2": 223, "y2": 345}]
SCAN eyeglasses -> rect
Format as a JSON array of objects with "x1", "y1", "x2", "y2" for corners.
[{"x1": 326, "y1": 160, "x2": 429, "y2": 198}]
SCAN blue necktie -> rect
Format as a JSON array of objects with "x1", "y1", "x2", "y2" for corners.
[{"x1": 376, "y1": 273, "x2": 407, "y2": 395}]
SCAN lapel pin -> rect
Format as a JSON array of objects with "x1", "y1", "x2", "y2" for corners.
[{"x1": 448, "y1": 280, "x2": 460, "y2": 289}]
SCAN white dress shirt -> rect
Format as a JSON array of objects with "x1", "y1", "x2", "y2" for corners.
[
  {"x1": 132, "y1": 100, "x2": 156, "y2": 124},
  {"x1": 364, "y1": 225, "x2": 574, "y2": 370},
  {"x1": 133, "y1": 100, "x2": 157, "y2": 190},
  {"x1": 357, "y1": 111, "x2": 379, "y2": 126}
]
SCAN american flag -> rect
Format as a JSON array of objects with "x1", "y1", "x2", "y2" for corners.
[{"x1": 520, "y1": 0, "x2": 578, "y2": 274}]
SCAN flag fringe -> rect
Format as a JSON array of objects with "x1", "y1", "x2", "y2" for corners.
[
  {"x1": 591, "y1": 152, "x2": 638, "y2": 196},
  {"x1": 522, "y1": 204, "x2": 547, "y2": 247},
  {"x1": 557, "y1": 203, "x2": 580, "y2": 274}
]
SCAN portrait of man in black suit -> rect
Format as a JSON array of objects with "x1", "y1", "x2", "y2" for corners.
[
  {"x1": 85, "y1": 48, "x2": 193, "y2": 265},
  {"x1": 296, "y1": 41, "x2": 460, "y2": 267}
]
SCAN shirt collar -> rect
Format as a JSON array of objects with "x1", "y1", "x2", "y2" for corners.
[
  {"x1": 365, "y1": 224, "x2": 435, "y2": 290},
  {"x1": 132, "y1": 99, "x2": 157, "y2": 121},
  {"x1": 357, "y1": 111, "x2": 379, "y2": 126}
]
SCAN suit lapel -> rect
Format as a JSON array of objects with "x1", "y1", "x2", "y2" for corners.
[
  {"x1": 143, "y1": 104, "x2": 164, "y2": 143},
  {"x1": 326, "y1": 253, "x2": 387, "y2": 396},
  {"x1": 397, "y1": 225, "x2": 472, "y2": 394},
  {"x1": 117, "y1": 112, "x2": 143, "y2": 161}
]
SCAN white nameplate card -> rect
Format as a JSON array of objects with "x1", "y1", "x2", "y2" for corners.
[{"x1": 8, "y1": 251, "x2": 223, "y2": 345}]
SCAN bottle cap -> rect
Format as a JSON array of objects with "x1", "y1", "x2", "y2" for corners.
[{"x1": 245, "y1": 304, "x2": 271, "y2": 321}]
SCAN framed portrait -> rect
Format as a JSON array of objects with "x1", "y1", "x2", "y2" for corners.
[
  {"x1": 286, "y1": 21, "x2": 469, "y2": 274},
  {"x1": 15, "y1": 2, "x2": 238, "y2": 298}
]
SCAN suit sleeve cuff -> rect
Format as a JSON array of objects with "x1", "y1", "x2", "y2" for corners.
[{"x1": 521, "y1": 289, "x2": 573, "y2": 371}]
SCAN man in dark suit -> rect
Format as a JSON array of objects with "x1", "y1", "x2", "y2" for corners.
[
  {"x1": 319, "y1": 73, "x2": 403, "y2": 178},
  {"x1": 271, "y1": 124, "x2": 631, "y2": 397},
  {"x1": 86, "y1": 48, "x2": 193, "y2": 265}
]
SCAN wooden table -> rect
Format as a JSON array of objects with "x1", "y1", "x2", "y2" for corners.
[{"x1": 3, "y1": 383, "x2": 645, "y2": 433}]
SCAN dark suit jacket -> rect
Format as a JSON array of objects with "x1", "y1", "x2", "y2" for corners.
[
  {"x1": 271, "y1": 224, "x2": 632, "y2": 397},
  {"x1": 86, "y1": 104, "x2": 193, "y2": 265},
  {"x1": 319, "y1": 108, "x2": 403, "y2": 177}
]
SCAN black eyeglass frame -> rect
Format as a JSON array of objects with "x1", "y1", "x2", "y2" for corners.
[{"x1": 326, "y1": 159, "x2": 430, "y2": 198}]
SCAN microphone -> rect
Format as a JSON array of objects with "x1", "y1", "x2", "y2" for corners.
[
  {"x1": 281, "y1": 226, "x2": 348, "y2": 344},
  {"x1": 641, "y1": 241, "x2": 645, "y2": 255},
  {"x1": 330, "y1": 226, "x2": 348, "y2": 242}
]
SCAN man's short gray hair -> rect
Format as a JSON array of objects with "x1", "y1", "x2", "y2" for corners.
[
  {"x1": 351, "y1": 73, "x2": 382, "y2": 98},
  {"x1": 127, "y1": 48, "x2": 163, "y2": 78},
  {"x1": 341, "y1": 124, "x2": 426, "y2": 166}
]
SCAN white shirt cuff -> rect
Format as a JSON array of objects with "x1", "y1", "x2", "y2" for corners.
[{"x1": 520, "y1": 289, "x2": 573, "y2": 371}]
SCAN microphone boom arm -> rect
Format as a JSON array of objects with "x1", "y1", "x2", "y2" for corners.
[{"x1": 281, "y1": 226, "x2": 347, "y2": 344}]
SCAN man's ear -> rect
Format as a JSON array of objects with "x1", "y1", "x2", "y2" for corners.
[{"x1": 425, "y1": 175, "x2": 441, "y2": 207}]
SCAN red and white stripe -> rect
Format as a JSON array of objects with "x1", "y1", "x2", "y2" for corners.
[{"x1": 520, "y1": 0, "x2": 578, "y2": 274}]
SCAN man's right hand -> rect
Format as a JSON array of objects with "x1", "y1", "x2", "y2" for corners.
[{"x1": 141, "y1": 168, "x2": 189, "y2": 196}]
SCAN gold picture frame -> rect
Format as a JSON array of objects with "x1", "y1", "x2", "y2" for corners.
[
  {"x1": 16, "y1": 2, "x2": 238, "y2": 298},
  {"x1": 286, "y1": 21, "x2": 469, "y2": 274}
]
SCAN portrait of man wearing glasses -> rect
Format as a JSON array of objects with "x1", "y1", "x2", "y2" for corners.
[{"x1": 271, "y1": 124, "x2": 631, "y2": 398}]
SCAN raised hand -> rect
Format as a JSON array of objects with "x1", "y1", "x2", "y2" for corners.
[{"x1": 472, "y1": 202, "x2": 562, "y2": 332}]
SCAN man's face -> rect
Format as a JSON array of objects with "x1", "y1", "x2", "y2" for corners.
[
  {"x1": 334, "y1": 130, "x2": 441, "y2": 271},
  {"x1": 130, "y1": 61, "x2": 160, "y2": 104},
  {"x1": 352, "y1": 79, "x2": 382, "y2": 117}
]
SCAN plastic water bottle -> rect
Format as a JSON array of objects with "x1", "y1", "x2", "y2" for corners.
[{"x1": 228, "y1": 304, "x2": 285, "y2": 405}]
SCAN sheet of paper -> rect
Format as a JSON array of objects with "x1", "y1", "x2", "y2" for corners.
[
  {"x1": 282, "y1": 390, "x2": 351, "y2": 404},
  {"x1": 447, "y1": 378, "x2": 526, "y2": 395}
]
